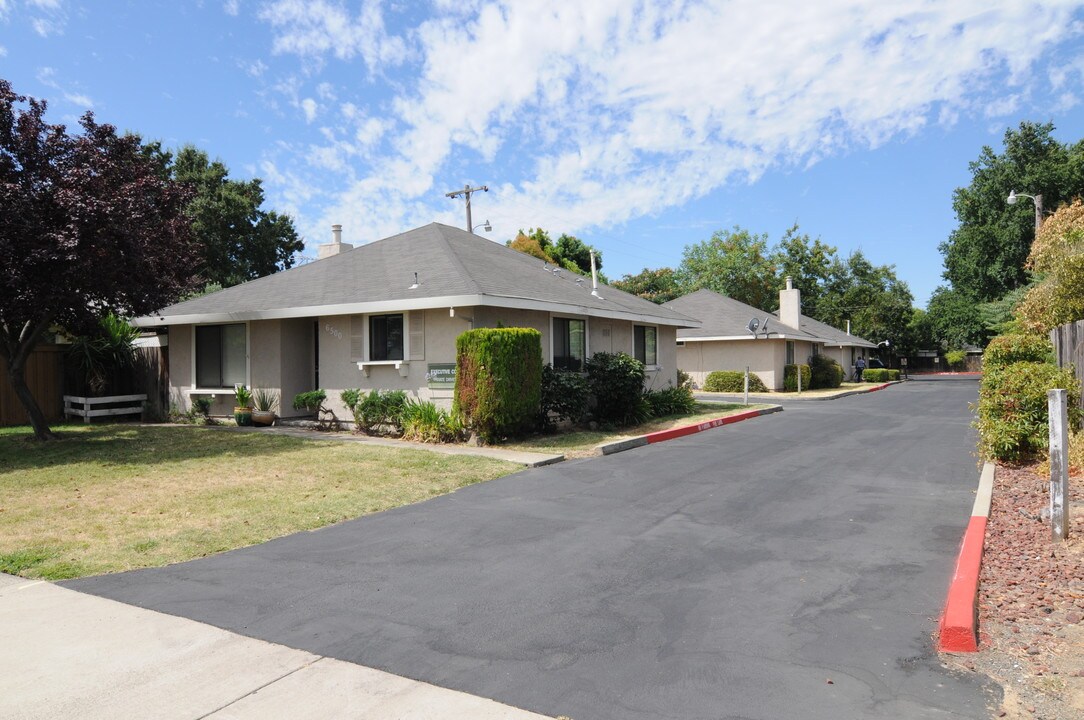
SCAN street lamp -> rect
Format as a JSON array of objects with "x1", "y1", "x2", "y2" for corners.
[
  {"x1": 1007, "y1": 190, "x2": 1044, "y2": 236},
  {"x1": 472, "y1": 220, "x2": 492, "y2": 233}
]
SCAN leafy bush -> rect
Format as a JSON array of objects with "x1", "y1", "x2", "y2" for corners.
[
  {"x1": 676, "y1": 369, "x2": 693, "y2": 390},
  {"x1": 292, "y1": 389, "x2": 326, "y2": 412},
  {"x1": 984, "y1": 334, "x2": 1053, "y2": 369},
  {"x1": 976, "y1": 361, "x2": 1082, "y2": 461},
  {"x1": 703, "y1": 370, "x2": 768, "y2": 393},
  {"x1": 342, "y1": 389, "x2": 408, "y2": 434},
  {"x1": 540, "y1": 364, "x2": 589, "y2": 429},
  {"x1": 585, "y1": 351, "x2": 647, "y2": 426},
  {"x1": 862, "y1": 368, "x2": 900, "y2": 382},
  {"x1": 782, "y1": 364, "x2": 811, "y2": 392},
  {"x1": 401, "y1": 399, "x2": 463, "y2": 443},
  {"x1": 454, "y1": 328, "x2": 542, "y2": 442},
  {"x1": 233, "y1": 384, "x2": 253, "y2": 408},
  {"x1": 644, "y1": 386, "x2": 696, "y2": 416},
  {"x1": 809, "y1": 355, "x2": 843, "y2": 389},
  {"x1": 945, "y1": 349, "x2": 967, "y2": 370}
]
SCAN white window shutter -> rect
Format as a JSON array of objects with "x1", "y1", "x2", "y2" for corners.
[{"x1": 409, "y1": 311, "x2": 425, "y2": 360}]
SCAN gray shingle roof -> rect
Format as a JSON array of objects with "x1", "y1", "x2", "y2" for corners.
[
  {"x1": 774, "y1": 312, "x2": 877, "y2": 348},
  {"x1": 136, "y1": 223, "x2": 699, "y2": 328},
  {"x1": 663, "y1": 289, "x2": 815, "y2": 340}
]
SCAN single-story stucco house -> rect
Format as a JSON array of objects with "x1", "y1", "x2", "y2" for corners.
[
  {"x1": 663, "y1": 279, "x2": 876, "y2": 390},
  {"x1": 134, "y1": 223, "x2": 700, "y2": 419}
]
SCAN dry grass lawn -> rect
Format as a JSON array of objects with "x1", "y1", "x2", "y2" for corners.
[{"x1": 0, "y1": 424, "x2": 517, "y2": 580}]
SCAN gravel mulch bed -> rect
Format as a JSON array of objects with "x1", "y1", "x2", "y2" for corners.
[{"x1": 946, "y1": 463, "x2": 1084, "y2": 719}]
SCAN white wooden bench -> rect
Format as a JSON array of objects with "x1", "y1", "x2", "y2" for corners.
[{"x1": 63, "y1": 394, "x2": 147, "y2": 424}]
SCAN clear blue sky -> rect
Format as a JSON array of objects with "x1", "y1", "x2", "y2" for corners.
[{"x1": 4, "y1": 1, "x2": 1084, "y2": 307}]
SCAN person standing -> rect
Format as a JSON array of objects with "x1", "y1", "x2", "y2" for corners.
[{"x1": 855, "y1": 355, "x2": 866, "y2": 382}]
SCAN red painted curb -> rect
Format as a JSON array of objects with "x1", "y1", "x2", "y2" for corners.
[
  {"x1": 938, "y1": 515, "x2": 987, "y2": 652},
  {"x1": 867, "y1": 382, "x2": 892, "y2": 392},
  {"x1": 644, "y1": 408, "x2": 770, "y2": 444}
]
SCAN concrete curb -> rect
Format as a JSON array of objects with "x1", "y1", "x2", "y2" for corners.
[
  {"x1": 598, "y1": 405, "x2": 783, "y2": 456},
  {"x1": 938, "y1": 462, "x2": 996, "y2": 653},
  {"x1": 695, "y1": 380, "x2": 900, "y2": 404}
]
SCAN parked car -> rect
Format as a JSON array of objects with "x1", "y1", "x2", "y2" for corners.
[{"x1": 867, "y1": 358, "x2": 886, "y2": 369}]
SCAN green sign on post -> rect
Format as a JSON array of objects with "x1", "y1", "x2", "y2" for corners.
[{"x1": 427, "y1": 363, "x2": 456, "y2": 388}]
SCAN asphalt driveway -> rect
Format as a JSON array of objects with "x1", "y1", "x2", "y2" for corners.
[{"x1": 68, "y1": 376, "x2": 996, "y2": 719}]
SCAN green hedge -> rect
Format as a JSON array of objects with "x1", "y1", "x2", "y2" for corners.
[
  {"x1": 703, "y1": 370, "x2": 768, "y2": 393},
  {"x1": 782, "y1": 364, "x2": 811, "y2": 392},
  {"x1": 809, "y1": 355, "x2": 843, "y2": 389},
  {"x1": 585, "y1": 351, "x2": 647, "y2": 426},
  {"x1": 862, "y1": 368, "x2": 900, "y2": 382},
  {"x1": 976, "y1": 361, "x2": 1082, "y2": 461},
  {"x1": 643, "y1": 386, "x2": 696, "y2": 416},
  {"x1": 984, "y1": 334, "x2": 1053, "y2": 369},
  {"x1": 454, "y1": 328, "x2": 542, "y2": 442},
  {"x1": 540, "y1": 364, "x2": 589, "y2": 429}
]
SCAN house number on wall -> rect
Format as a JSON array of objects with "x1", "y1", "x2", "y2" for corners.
[{"x1": 325, "y1": 323, "x2": 343, "y2": 341}]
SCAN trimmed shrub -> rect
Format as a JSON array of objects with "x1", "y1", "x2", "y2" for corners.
[
  {"x1": 644, "y1": 386, "x2": 696, "y2": 417},
  {"x1": 540, "y1": 364, "x2": 589, "y2": 429},
  {"x1": 401, "y1": 399, "x2": 463, "y2": 443},
  {"x1": 984, "y1": 334, "x2": 1053, "y2": 369},
  {"x1": 454, "y1": 328, "x2": 542, "y2": 442},
  {"x1": 292, "y1": 389, "x2": 326, "y2": 412},
  {"x1": 862, "y1": 368, "x2": 900, "y2": 382},
  {"x1": 585, "y1": 351, "x2": 648, "y2": 426},
  {"x1": 809, "y1": 355, "x2": 843, "y2": 389},
  {"x1": 342, "y1": 389, "x2": 408, "y2": 434},
  {"x1": 676, "y1": 369, "x2": 693, "y2": 390},
  {"x1": 782, "y1": 364, "x2": 811, "y2": 392},
  {"x1": 703, "y1": 370, "x2": 768, "y2": 393},
  {"x1": 976, "y1": 361, "x2": 1082, "y2": 461}
]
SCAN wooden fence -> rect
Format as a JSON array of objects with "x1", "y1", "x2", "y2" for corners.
[
  {"x1": 0, "y1": 344, "x2": 65, "y2": 426},
  {"x1": 1051, "y1": 319, "x2": 1084, "y2": 410}
]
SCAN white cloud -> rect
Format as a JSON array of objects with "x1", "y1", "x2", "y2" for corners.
[
  {"x1": 0, "y1": 45, "x2": 7, "y2": 57},
  {"x1": 24, "y1": 0, "x2": 67, "y2": 36},
  {"x1": 255, "y1": 0, "x2": 1084, "y2": 251},
  {"x1": 224, "y1": 0, "x2": 241, "y2": 16},
  {"x1": 300, "y1": 97, "x2": 318, "y2": 122},
  {"x1": 258, "y1": 0, "x2": 408, "y2": 72},
  {"x1": 35, "y1": 66, "x2": 94, "y2": 108}
]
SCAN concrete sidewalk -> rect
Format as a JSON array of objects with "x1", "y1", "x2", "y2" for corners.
[
  {"x1": 160, "y1": 423, "x2": 565, "y2": 468},
  {"x1": 0, "y1": 574, "x2": 551, "y2": 720}
]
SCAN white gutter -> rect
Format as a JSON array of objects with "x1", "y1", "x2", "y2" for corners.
[{"x1": 132, "y1": 293, "x2": 702, "y2": 329}]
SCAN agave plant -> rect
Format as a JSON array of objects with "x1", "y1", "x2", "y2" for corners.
[
  {"x1": 66, "y1": 313, "x2": 140, "y2": 396},
  {"x1": 252, "y1": 387, "x2": 279, "y2": 413}
]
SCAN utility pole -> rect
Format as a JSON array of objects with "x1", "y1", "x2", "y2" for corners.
[{"x1": 445, "y1": 184, "x2": 488, "y2": 233}]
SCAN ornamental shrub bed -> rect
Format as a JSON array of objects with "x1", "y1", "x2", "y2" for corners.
[
  {"x1": 976, "y1": 361, "x2": 1081, "y2": 461},
  {"x1": 454, "y1": 328, "x2": 542, "y2": 442},
  {"x1": 861, "y1": 368, "x2": 900, "y2": 382},
  {"x1": 703, "y1": 370, "x2": 768, "y2": 393},
  {"x1": 644, "y1": 386, "x2": 697, "y2": 416},
  {"x1": 585, "y1": 351, "x2": 648, "y2": 426},
  {"x1": 809, "y1": 355, "x2": 843, "y2": 389},
  {"x1": 782, "y1": 364, "x2": 811, "y2": 392},
  {"x1": 984, "y1": 334, "x2": 1054, "y2": 369}
]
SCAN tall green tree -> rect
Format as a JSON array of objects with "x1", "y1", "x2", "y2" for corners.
[
  {"x1": 0, "y1": 80, "x2": 197, "y2": 440},
  {"x1": 940, "y1": 121, "x2": 1084, "y2": 302},
  {"x1": 770, "y1": 224, "x2": 838, "y2": 318},
  {"x1": 678, "y1": 226, "x2": 778, "y2": 310},
  {"x1": 506, "y1": 228, "x2": 603, "y2": 278},
  {"x1": 171, "y1": 145, "x2": 302, "y2": 288},
  {"x1": 924, "y1": 286, "x2": 986, "y2": 350},
  {"x1": 612, "y1": 267, "x2": 681, "y2": 304},
  {"x1": 816, "y1": 251, "x2": 914, "y2": 346}
]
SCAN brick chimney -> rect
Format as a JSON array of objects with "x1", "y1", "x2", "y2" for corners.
[
  {"x1": 779, "y1": 276, "x2": 801, "y2": 329},
  {"x1": 317, "y1": 223, "x2": 353, "y2": 259}
]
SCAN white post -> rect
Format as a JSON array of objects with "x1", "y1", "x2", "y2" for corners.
[
  {"x1": 743, "y1": 366, "x2": 749, "y2": 406},
  {"x1": 797, "y1": 365, "x2": 802, "y2": 395},
  {"x1": 1048, "y1": 389, "x2": 1070, "y2": 541}
]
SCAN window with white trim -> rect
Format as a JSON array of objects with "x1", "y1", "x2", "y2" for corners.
[
  {"x1": 195, "y1": 324, "x2": 246, "y2": 389},
  {"x1": 553, "y1": 317, "x2": 586, "y2": 371},
  {"x1": 634, "y1": 325, "x2": 657, "y2": 365},
  {"x1": 785, "y1": 341, "x2": 795, "y2": 365}
]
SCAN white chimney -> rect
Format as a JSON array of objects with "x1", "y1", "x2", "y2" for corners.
[
  {"x1": 779, "y1": 276, "x2": 801, "y2": 330},
  {"x1": 318, "y1": 223, "x2": 353, "y2": 259}
]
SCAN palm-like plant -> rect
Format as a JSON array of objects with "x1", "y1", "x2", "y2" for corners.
[{"x1": 66, "y1": 313, "x2": 140, "y2": 395}]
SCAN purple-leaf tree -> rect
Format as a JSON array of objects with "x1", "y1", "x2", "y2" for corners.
[{"x1": 0, "y1": 79, "x2": 198, "y2": 440}]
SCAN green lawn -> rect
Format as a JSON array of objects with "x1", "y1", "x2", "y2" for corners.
[
  {"x1": 501, "y1": 402, "x2": 768, "y2": 457},
  {"x1": 0, "y1": 424, "x2": 517, "y2": 580}
]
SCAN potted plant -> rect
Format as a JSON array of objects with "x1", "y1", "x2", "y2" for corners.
[
  {"x1": 233, "y1": 384, "x2": 253, "y2": 426},
  {"x1": 251, "y1": 387, "x2": 279, "y2": 426}
]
